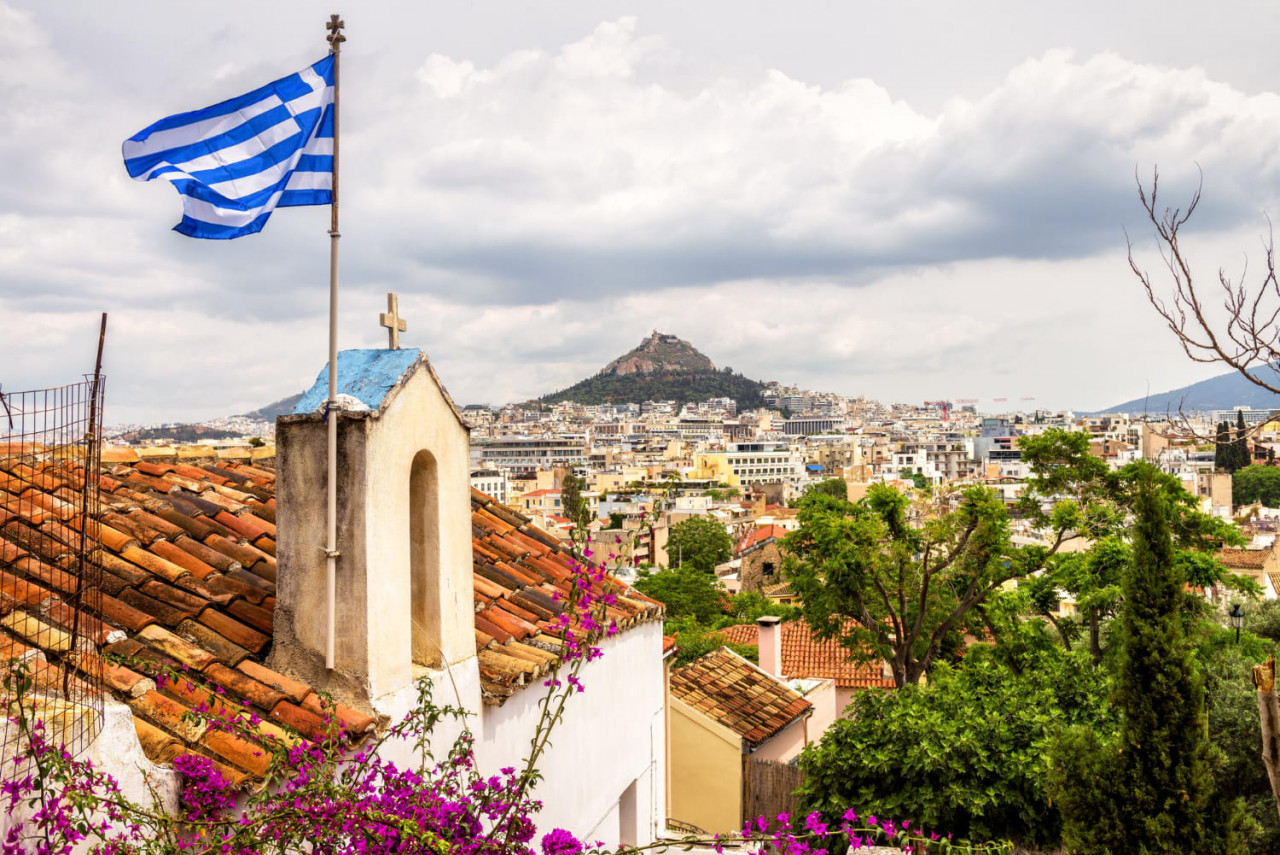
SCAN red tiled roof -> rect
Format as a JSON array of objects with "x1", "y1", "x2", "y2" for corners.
[
  {"x1": 0, "y1": 456, "x2": 371, "y2": 788},
  {"x1": 470, "y1": 488, "x2": 663, "y2": 705},
  {"x1": 669, "y1": 647, "x2": 811, "y2": 746},
  {"x1": 736, "y1": 525, "x2": 787, "y2": 555},
  {"x1": 1218, "y1": 547, "x2": 1272, "y2": 569},
  {"x1": 0, "y1": 454, "x2": 662, "y2": 784},
  {"x1": 713, "y1": 620, "x2": 894, "y2": 690}
]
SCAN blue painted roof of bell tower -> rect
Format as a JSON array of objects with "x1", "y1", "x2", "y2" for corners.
[{"x1": 293, "y1": 348, "x2": 422, "y2": 415}]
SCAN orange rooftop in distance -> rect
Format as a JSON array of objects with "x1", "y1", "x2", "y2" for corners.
[{"x1": 714, "y1": 620, "x2": 894, "y2": 690}]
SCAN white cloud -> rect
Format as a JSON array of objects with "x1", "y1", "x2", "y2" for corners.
[{"x1": 2, "y1": 8, "x2": 1279, "y2": 423}]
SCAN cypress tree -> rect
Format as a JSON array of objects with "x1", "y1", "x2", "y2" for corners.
[
  {"x1": 1235, "y1": 410, "x2": 1250, "y2": 471},
  {"x1": 1214, "y1": 421, "x2": 1229, "y2": 470},
  {"x1": 1051, "y1": 464, "x2": 1245, "y2": 853},
  {"x1": 560, "y1": 471, "x2": 592, "y2": 547}
]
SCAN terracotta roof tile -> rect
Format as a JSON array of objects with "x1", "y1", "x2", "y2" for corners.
[
  {"x1": 670, "y1": 647, "x2": 812, "y2": 746},
  {"x1": 171, "y1": 535, "x2": 241, "y2": 573},
  {"x1": 214, "y1": 510, "x2": 273, "y2": 542},
  {"x1": 227, "y1": 599, "x2": 272, "y2": 634},
  {"x1": 175, "y1": 619, "x2": 252, "y2": 667},
  {"x1": 268, "y1": 699, "x2": 328, "y2": 740},
  {"x1": 217, "y1": 569, "x2": 275, "y2": 604},
  {"x1": 2, "y1": 453, "x2": 661, "y2": 785},
  {"x1": 195, "y1": 609, "x2": 270, "y2": 655},
  {"x1": 299, "y1": 692, "x2": 377, "y2": 737},
  {"x1": 117, "y1": 587, "x2": 195, "y2": 628},
  {"x1": 203, "y1": 662, "x2": 286, "y2": 711},
  {"x1": 1218, "y1": 547, "x2": 1272, "y2": 569},
  {"x1": 200, "y1": 728, "x2": 272, "y2": 777},
  {"x1": 128, "y1": 690, "x2": 204, "y2": 741},
  {"x1": 236, "y1": 660, "x2": 311, "y2": 704},
  {"x1": 119, "y1": 544, "x2": 188, "y2": 584},
  {"x1": 712, "y1": 620, "x2": 894, "y2": 689}
]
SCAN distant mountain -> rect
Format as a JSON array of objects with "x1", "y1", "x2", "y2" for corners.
[
  {"x1": 243, "y1": 393, "x2": 303, "y2": 421},
  {"x1": 117, "y1": 424, "x2": 244, "y2": 443},
  {"x1": 540, "y1": 332, "x2": 767, "y2": 408},
  {"x1": 601, "y1": 331, "x2": 717, "y2": 376},
  {"x1": 1095, "y1": 368, "x2": 1280, "y2": 415}
]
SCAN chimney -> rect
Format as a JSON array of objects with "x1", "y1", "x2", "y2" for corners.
[{"x1": 756, "y1": 616, "x2": 783, "y2": 678}]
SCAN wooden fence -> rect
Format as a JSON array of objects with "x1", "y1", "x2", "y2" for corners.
[{"x1": 743, "y1": 757, "x2": 806, "y2": 826}]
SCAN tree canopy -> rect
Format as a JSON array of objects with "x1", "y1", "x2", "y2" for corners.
[
  {"x1": 1234, "y1": 464, "x2": 1280, "y2": 507},
  {"x1": 560, "y1": 471, "x2": 593, "y2": 536},
  {"x1": 798, "y1": 644, "x2": 1114, "y2": 848},
  {"x1": 802, "y1": 478, "x2": 848, "y2": 501},
  {"x1": 1017, "y1": 432, "x2": 1248, "y2": 659},
  {"x1": 787, "y1": 428, "x2": 1245, "y2": 686},
  {"x1": 1049, "y1": 465, "x2": 1247, "y2": 854},
  {"x1": 785, "y1": 482, "x2": 1023, "y2": 687},
  {"x1": 632, "y1": 563, "x2": 725, "y2": 624},
  {"x1": 666, "y1": 516, "x2": 733, "y2": 572}
]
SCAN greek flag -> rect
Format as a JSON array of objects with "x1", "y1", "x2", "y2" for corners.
[{"x1": 123, "y1": 56, "x2": 335, "y2": 239}]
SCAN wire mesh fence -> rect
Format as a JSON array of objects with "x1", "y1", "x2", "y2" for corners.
[{"x1": 0, "y1": 370, "x2": 107, "y2": 776}]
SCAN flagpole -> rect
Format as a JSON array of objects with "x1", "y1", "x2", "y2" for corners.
[{"x1": 324, "y1": 14, "x2": 345, "y2": 671}]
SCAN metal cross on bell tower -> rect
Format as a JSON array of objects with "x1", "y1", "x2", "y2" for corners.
[{"x1": 379, "y1": 292, "x2": 407, "y2": 349}]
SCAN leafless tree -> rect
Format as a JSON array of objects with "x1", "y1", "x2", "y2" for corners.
[{"x1": 1130, "y1": 167, "x2": 1280, "y2": 395}]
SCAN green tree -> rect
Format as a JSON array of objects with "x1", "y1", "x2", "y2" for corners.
[
  {"x1": 803, "y1": 478, "x2": 848, "y2": 500},
  {"x1": 1233, "y1": 464, "x2": 1280, "y2": 507},
  {"x1": 797, "y1": 645, "x2": 1114, "y2": 848},
  {"x1": 560, "y1": 471, "x2": 593, "y2": 543},
  {"x1": 1049, "y1": 465, "x2": 1247, "y2": 854},
  {"x1": 1236, "y1": 409, "x2": 1252, "y2": 471},
  {"x1": 1030, "y1": 538, "x2": 1129, "y2": 663},
  {"x1": 1215, "y1": 421, "x2": 1231, "y2": 471},
  {"x1": 666, "y1": 516, "x2": 733, "y2": 572},
  {"x1": 664, "y1": 617, "x2": 759, "y2": 667},
  {"x1": 1019, "y1": 432, "x2": 1246, "y2": 661},
  {"x1": 633, "y1": 564, "x2": 725, "y2": 623},
  {"x1": 785, "y1": 483, "x2": 1032, "y2": 687},
  {"x1": 723, "y1": 590, "x2": 802, "y2": 624},
  {"x1": 1197, "y1": 633, "x2": 1279, "y2": 851}
]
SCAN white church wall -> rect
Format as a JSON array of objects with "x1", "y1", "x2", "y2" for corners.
[
  {"x1": 370, "y1": 623, "x2": 666, "y2": 847},
  {"x1": 0, "y1": 699, "x2": 179, "y2": 846},
  {"x1": 475, "y1": 622, "x2": 666, "y2": 847}
]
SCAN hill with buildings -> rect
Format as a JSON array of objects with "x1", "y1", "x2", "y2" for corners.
[
  {"x1": 539, "y1": 332, "x2": 768, "y2": 408},
  {"x1": 244, "y1": 393, "x2": 303, "y2": 421},
  {"x1": 1096, "y1": 367, "x2": 1280, "y2": 415}
]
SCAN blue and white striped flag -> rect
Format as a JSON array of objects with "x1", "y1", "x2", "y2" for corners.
[{"x1": 123, "y1": 56, "x2": 335, "y2": 239}]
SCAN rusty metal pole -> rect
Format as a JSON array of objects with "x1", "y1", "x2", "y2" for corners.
[
  {"x1": 67, "y1": 313, "x2": 107, "y2": 695},
  {"x1": 323, "y1": 14, "x2": 344, "y2": 670}
]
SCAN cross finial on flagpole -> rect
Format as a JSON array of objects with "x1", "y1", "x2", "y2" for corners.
[
  {"x1": 326, "y1": 14, "x2": 345, "y2": 54},
  {"x1": 380, "y1": 292, "x2": 407, "y2": 349}
]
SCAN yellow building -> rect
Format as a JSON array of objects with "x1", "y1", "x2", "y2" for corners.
[
  {"x1": 691, "y1": 451, "x2": 739, "y2": 488},
  {"x1": 667, "y1": 648, "x2": 814, "y2": 834}
]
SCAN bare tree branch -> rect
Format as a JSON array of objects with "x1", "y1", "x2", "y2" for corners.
[{"x1": 1132, "y1": 166, "x2": 1280, "y2": 397}]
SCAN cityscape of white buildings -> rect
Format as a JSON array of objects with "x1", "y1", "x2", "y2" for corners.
[{"x1": 108, "y1": 384, "x2": 1280, "y2": 570}]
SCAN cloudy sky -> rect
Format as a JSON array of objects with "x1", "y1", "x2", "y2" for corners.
[{"x1": 5, "y1": 1, "x2": 1280, "y2": 424}]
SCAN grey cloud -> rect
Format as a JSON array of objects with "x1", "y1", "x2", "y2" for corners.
[{"x1": 5, "y1": 5, "x2": 1280, "y2": 421}]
